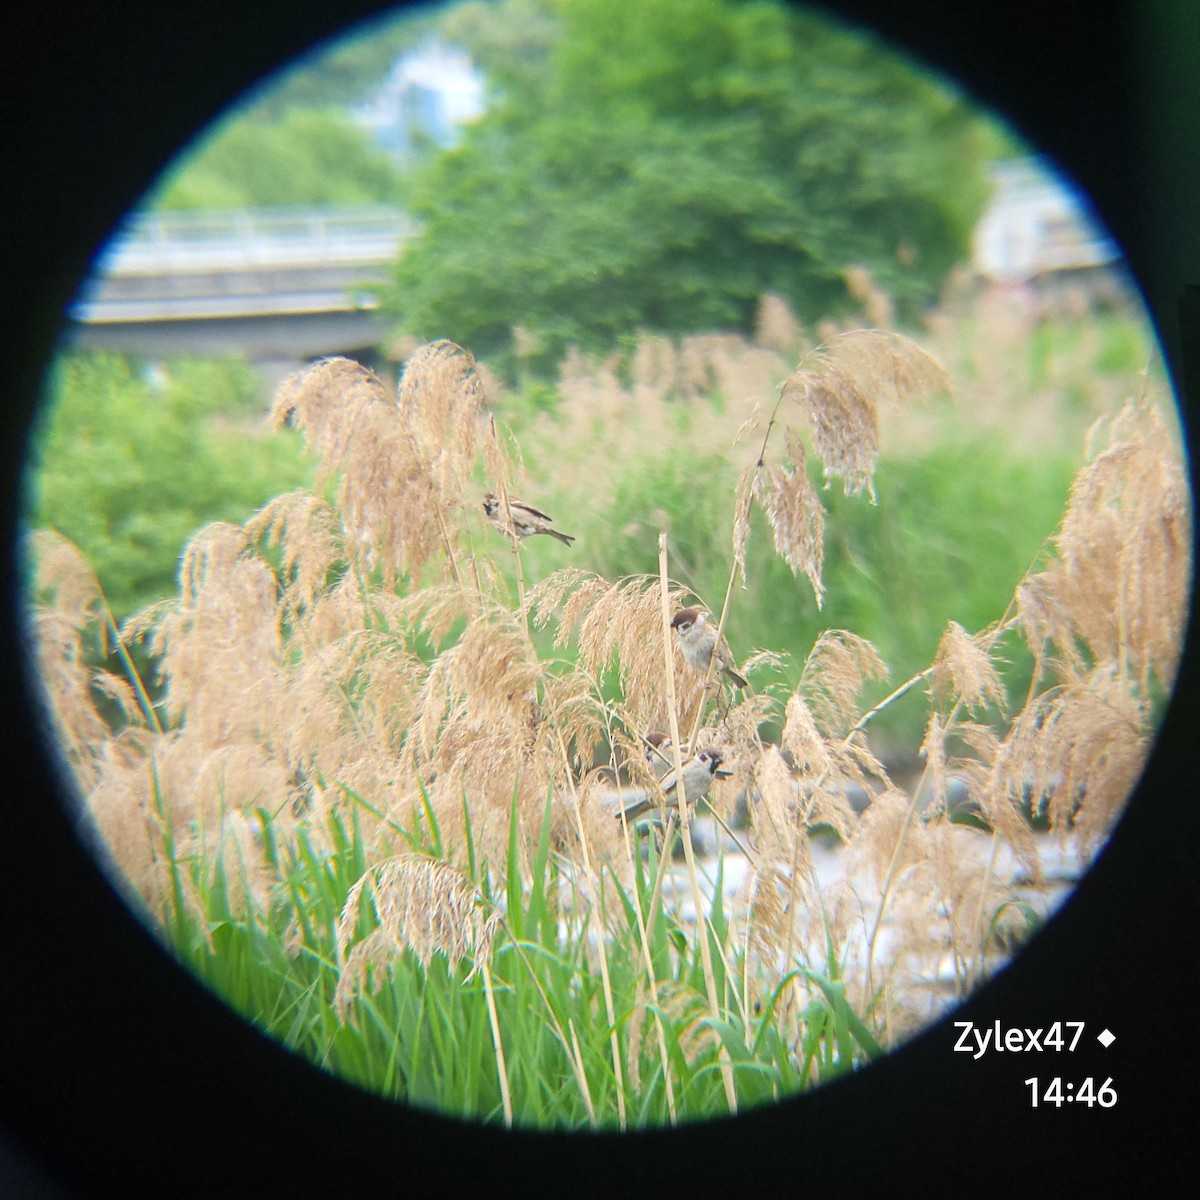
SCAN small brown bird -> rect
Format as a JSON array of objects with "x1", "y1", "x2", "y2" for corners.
[
  {"x1": 643, "y1": 730, "x2": 683, "y2": 773},
  {"x1": 671, "y1": 606, "x2": 748, "y2": 688},
  {"x1": 642, "y1": 731, "x2": 731, "y2": 779},
  {"x1": 483, "y1": 492, "x2": 575, "y2": 546},
  {"x1": 619, "y1": 747, "x2": 728, "y2": 822}
]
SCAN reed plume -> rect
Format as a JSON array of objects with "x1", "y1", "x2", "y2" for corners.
[{"x1": 25, "y1": 307, "x2": 1189, "y2": 1121}]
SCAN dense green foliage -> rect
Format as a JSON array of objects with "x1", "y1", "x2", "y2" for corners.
[
  {"x1": 381, "y1": 0, "x2": 997, "y2": 368},
  {"x1": 28, "y1": 352, "x2": 313, "y2": 621},
  {"x1": 153, "y1": 107, "x2": 406, "y2": 209}
]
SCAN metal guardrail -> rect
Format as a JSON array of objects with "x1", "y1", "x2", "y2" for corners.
[{"x1": 93, "y1": 206, "x2": 417, "y2": 275}]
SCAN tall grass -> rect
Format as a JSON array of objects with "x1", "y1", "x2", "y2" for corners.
[{"x1": 26, "y1": 294, "x2": 1189, "y2": 1129}]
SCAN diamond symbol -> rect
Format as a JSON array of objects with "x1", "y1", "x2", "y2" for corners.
[{"x1": 1097, "y1": 1028, "x2": 1115, "y2": 1048}]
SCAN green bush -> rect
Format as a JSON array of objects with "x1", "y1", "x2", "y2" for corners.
[{"x1": 27, "y1": 351, "x2": 314, "y2": 622}]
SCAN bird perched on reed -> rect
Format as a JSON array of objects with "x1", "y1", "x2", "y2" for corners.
[
  {"x1": 671, "y1": 606, "x2": 748, "y2": 688},
  {"x1": 482, "y1": 492, "x2": 576, "y2": 546},
  {"x1": 618, "y1": 746, "x2": 728, "y2": 821},
  {"x1": 643, "y1": 730, "x2": 683, "y2": 773}
]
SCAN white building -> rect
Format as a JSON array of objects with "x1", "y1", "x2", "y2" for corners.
[
  {"x1": 353, "y1": 41, "x2": 485, "y2": 160},
  {"x1": 973, "y1": 157, "x2": 1122, "y2": 285}
]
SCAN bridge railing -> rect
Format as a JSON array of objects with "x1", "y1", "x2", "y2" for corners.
[{"x1": 94, "y1": 206, "x2": 417, "y2": 275}]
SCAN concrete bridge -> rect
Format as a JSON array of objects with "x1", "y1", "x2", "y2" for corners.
[
  {"x1": 63, "y1": 160, "x2": 1126, "y2": 367},
  {"x1": 64, "y1": 206, "x2": 415, "y2": 362}
]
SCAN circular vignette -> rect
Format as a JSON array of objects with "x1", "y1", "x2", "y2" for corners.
[{"x1": 1, "y1": 0, "x2": 1196, "y2": 1193}]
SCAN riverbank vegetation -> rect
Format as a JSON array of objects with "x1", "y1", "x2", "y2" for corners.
[{"x1": 27, "y1": 300, "x2": 1187, "y2": 1127}]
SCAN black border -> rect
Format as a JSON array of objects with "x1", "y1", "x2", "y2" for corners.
[{"x1": 1, "y1": 1, "x2": 1196, "y2": 1193}]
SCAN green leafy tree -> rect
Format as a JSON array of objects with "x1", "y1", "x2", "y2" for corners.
[
  {"x1": 381, "y1": 0, "x2": 996, "y2": 369},
  {"x1": 153, "y1": 108, "x2": 406, "y2": 209},
  {"x1": 27, "y1": 352, "x2": 313, "y2": 621}
]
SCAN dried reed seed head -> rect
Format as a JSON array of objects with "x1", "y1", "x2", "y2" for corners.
[
  {"x1": 945, "y1": 720, "x2": 1039, "y2": 874},
  {"x1": 411, "y1": 724, "x2": 549, "y2": 844},
  {"x1": 754, "y1": 292, "x2": 805, "y2": 352},
  {"x1": 999, "y1": 666, "x2": 1148, "y2": 860},
  {"x1": 29, "y1": 609, "x2": 115, "y2": 789},
  {"x1": 543, "y1": 329, "x2": 791, "y2": 513},
  {"x1": 396, "y1": 339, "x2": 486, "y2": 453},
  {"x1": 29, "y1": 529, "x2": 105, "y2": 633},
  {"x1": 336, "y1": 854, "x2": 498, "y2": 970},
  {"x1": 483, "y1": 414, "x2": 519, "y2": 506},
  {"x1": 89, "y1": 670, "x2": 141, "y2": 725},
  {"x1": 745, "y1": 860, "x2": 796, "y2": 966},
  {"x1": 299, "y1": 571, "x2": 372, "y2": 651},
  {"x1": 271, "y1": 346, "x2": 494, "y2": 586},
  {"x1": 842, "y1": 786, "x2": 926, "y2": 891},
  {"x1": 749, "y1": 746, "x2": 811, "y2": 861},
  {"x1": 117, "y1": 598, "x2": 173, "y2": 650},
  {"x1": 800, "y1": 629, "x2": 888, "y2": 734},
  {"x1": 558, "y1": 777, "x2": 627, "y2": 873},
  {"x1": 781, "y1": 692, "x2": 834, "y2": 778},
  {"x1": 85, "y1": 759, "x2": 172, "y2": 913},
  {"x1": 245, "y1": 490, "x2": 345, "y2": 615},
  {"x1": 748, "y1": 429, "x2": 826, "y2": 607},
  {"x1": 527, "y1": 567, "x2": 599, "y2": 638},
  {"x1": 843, "y1": 264, "x2": 895, "y2": 329},
  {"x1": 788, "y1": 370, "x2": 880, "y2": 499},
  {"x1": 731, "y1": 466, "x2": 755, "y2": 589},
  {"x1": 631, "y1": 333, "x2": 679, "y2": 398},
  {"x1": 150, "y1": 522, "x2": 284, "y2": 740},
  {"x1": 340, "y1": 636, "x2": 427, "y2": 753},
  {"x1": 1014, "y1": 400, "x2": 1191, "y2": 695},
  {"x1": 700, "y1": 691, "x2": 773, "y2": 766},
  {"x1": 828, "y1": 328, "x2": 950, "y2": 407},
  {"x1": 1058, "y1": 419, "x2": 1190, "y2": 689},
  {"x1": 197, "y1": 809, "x2": 276, "y2": 916},
  {"x1": 542, "y1": 668, "x2": 608, "y2": 773},
  {"x1": 854, "y1": 819, "x2": 1012, "y2": 1014},
  {"x1": 781, "y1": 329, "x2": 950, "y2": 499},
  {"x1": 393, "y1": 579, "x2": 475, "y2": 648},
  {"x1": 919, "y1": 710, "x2": 949, "y2": 816},
  {"x1": 799, "y1": 773, "x2": 859, "y2": 842},
  {"x1": 177, "y1": 522, "x2": 271, "y2": 617},
  {"x1": 271, "y1": 356, "x2": 390, "y2": 460},
  {"x1": 626, "y1": 330, "x2": 753, "y2": 406},
  {"x1": 416, "y1": 609, "x2": 543, "y2": 751},
  {"x1": 172, "y1": 738, "x2": 292, "y2": 833},
  {"x1": 930, "y1": 620, "x2": 1006, "y2": 714},
  {"x1": 334, "y1": 855, "x2": 501, "y2": 1021},
  {"x1": 536, "y1": 573, "x2": 699, "y2": 731},
  {"x1": 1013, "y1": 574, "x2": 1057, "y2": 662}
]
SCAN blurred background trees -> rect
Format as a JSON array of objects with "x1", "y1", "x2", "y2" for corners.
[
  {"x1": 28, "y1": 353, "x2": 312, "y2": 622},
  {"x1": 153, "y1": 108, "x2": 407, "y2": 209},
  {"x1": 378, "y1": 0, "x2": 1000, "y2": 370},
  {"x1": 32, "y1": 0, "x2": 1152, "y2": 755}
]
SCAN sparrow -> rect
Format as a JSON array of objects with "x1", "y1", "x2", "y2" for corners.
[
  {"x1": 643, "y1": 730, "x2": 683, "y2": 774},
  {"x1": 671, "y1": 606, "x2": 748, "y2": 688},
  {"x1": 642, "y1": 731, "x2": 732, "y2": 779},
  {"x1": 482, "y1": 492, "x2": 575, "y2": 546},
  {"x1": 618, "y1": 746, "x2": 728, "y2": 821}
]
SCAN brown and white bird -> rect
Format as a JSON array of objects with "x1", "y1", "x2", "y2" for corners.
[
  {"x1": 482, "y1": 492, "x2": 575, "y2": 546},
  {"x1": 643, "y1": 730, "x2": 684, "y2": 774},
  {"x1": 670, "y1": 606, "x2": 748, "y2": 688},
  {"x1": 619, "y1": 746, "x2": 728, "y2": 822},
  {"x1": 642, "y1": 731, "x2": 732, "y2": 779}
]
